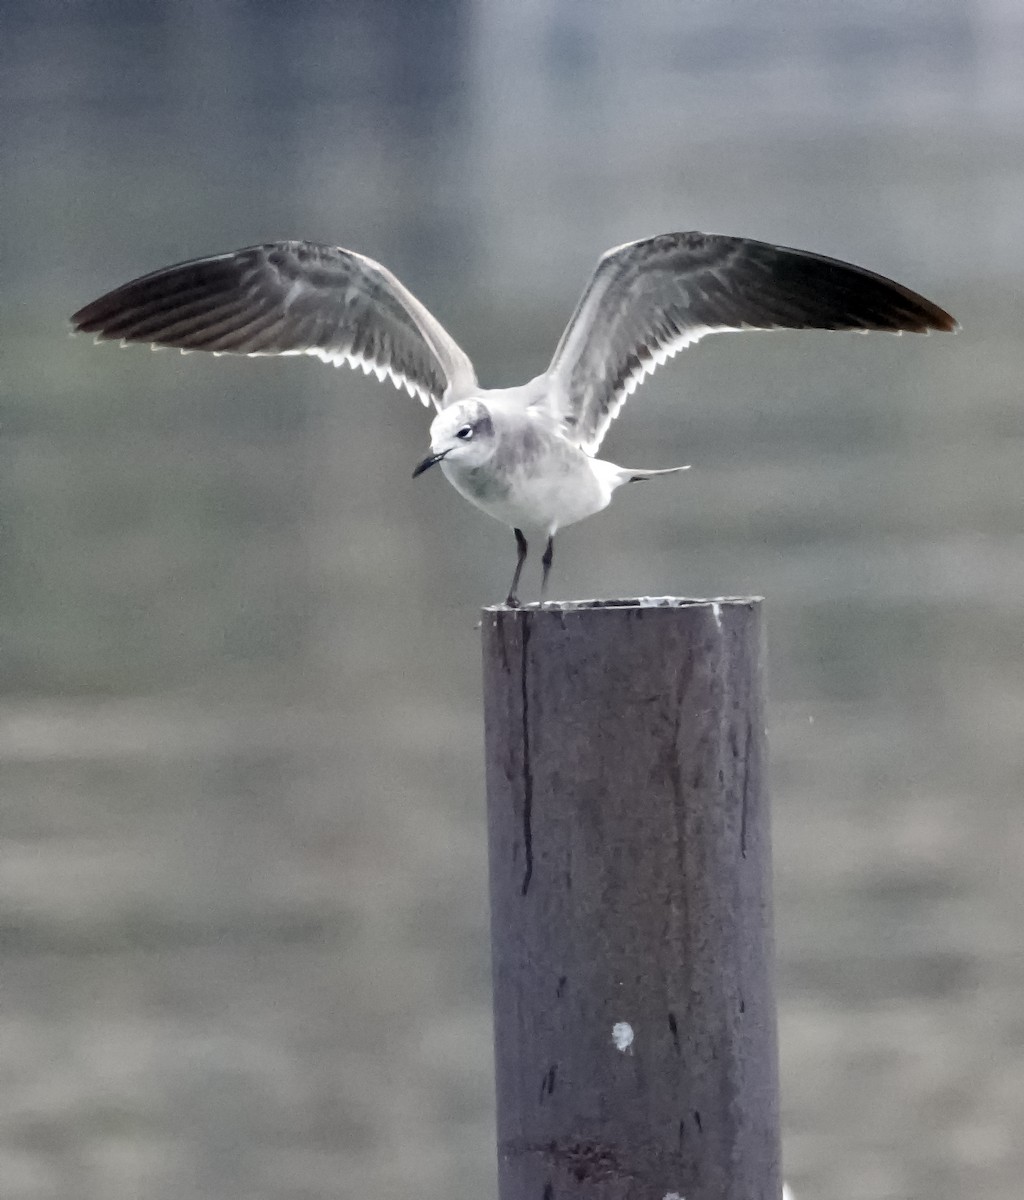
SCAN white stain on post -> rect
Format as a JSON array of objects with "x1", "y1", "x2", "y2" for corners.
[
  {"x1": 611, "y1": 1021, "x2": 634, "y2": 1051},
  {"x1": 710, "y1": 601, "x2": 723, "y2": 631},
  {"x1": 663, "y1": 1193, "x2": 685, "y2": 1200}
]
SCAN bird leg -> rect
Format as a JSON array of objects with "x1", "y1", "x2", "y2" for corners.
[
  {"x1": 505, "y1": 528, "x2": 528, "y2": 608},
  {"x1": 540, "y1": 536, "x2": 555, "y2": 603}
]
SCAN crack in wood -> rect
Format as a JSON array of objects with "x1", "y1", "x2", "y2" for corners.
[{"x1": 520, "y1": 620, "x2": 534, "y2": 896}]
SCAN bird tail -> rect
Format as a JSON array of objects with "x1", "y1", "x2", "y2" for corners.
[{"x1": 624, "y1": 464, "x2": 691, "y2": 483}]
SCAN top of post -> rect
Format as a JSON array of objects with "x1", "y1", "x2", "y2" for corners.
[{"x1": 482, "y1": 595, "x2": 763, "y2": 615}]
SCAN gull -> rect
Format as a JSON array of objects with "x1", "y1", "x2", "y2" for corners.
[{"x1": 71, "y1": 232, "x2": 957, "y2": 605}]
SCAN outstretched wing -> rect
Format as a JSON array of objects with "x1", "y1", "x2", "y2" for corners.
[
  {"x1": 71, "y1": 241, "x2": 478, "y2": 409},
  {"x1": 546, "y1": 232, "x2": 958, "y2": 454}
]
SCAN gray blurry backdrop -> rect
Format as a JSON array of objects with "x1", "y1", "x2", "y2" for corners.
[{"x1": 3, "y1": 2, "x2": 1023, "y2": 1198}]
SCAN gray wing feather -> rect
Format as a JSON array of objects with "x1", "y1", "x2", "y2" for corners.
[
  {"x1": 71, "y1": 241, "x2": 478, "y2": 409},
  {"x1": 546, "y1": 232, "x2": 958, "y2": 454}
]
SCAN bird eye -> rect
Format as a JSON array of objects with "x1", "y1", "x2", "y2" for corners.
[{"x1": 456, "y1": 425, "x2": 473, "y2": 440}]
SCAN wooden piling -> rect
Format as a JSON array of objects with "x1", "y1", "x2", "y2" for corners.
[{"x1": 482, "y1": 598, "x2": 779, "y2": 1200}]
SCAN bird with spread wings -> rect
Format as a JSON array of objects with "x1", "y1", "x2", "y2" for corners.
[{"x1": 72, "y1": 232, "x2": 957, "y2": 605}]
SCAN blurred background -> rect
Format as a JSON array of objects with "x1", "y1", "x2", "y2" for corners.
[{"x1": 3, "y1": 1, "x2": 1022, "y2": 1198}]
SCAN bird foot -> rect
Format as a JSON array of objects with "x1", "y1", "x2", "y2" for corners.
[{"x1": 504, "y1": 595, "x2": 521, "y2": 609}]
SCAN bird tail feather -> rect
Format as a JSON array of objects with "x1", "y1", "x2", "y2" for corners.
[{"x1": 624, "y1": 464, "x2": 690, "y2": 483}]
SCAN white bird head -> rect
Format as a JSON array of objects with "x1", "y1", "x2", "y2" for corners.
[{"x1": 412, "y1": 399, "x2": 496, "y2": 477}]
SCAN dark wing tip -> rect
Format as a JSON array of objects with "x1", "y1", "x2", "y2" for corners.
[
  {"x1": 70, "y1": 293, "x2": 106, "y2": 334},
  {"x1": 71, "y1": 293, "x2": 122, "y2": 336},
  {"x1": 738, "y1": 237, "x2": 960, "y2": 338},
  {"x1": 68, "y1": 247, "x2": 281, "y2": 351},
  {"x1": 603, "y1": 231, "x2": 959, "y2": 337},
  {"x1": 864, "y1": 277, "x2": 958, "y2": 335},
  {"x1": 68, "y1": 244, "x2": 283, "y2": 340},
  {"x1": 923, "y1": 303, "x2": 960, "y2": 335}
]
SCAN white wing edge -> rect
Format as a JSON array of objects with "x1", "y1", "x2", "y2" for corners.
[
  {"x1": 356, "y1": 254, "x2": 479, "y2": 407},
  {"x1": 563, "y1": 322, "x2": 728, "y2": 455}
]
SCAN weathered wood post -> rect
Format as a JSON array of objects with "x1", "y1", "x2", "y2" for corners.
[{"x1": 483, "y1": 598, "x2": 779, "y2": 1200}]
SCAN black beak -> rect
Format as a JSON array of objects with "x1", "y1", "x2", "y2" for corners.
[{"x1": 412, "y1": 449, "x2": 448, "y2": 479}]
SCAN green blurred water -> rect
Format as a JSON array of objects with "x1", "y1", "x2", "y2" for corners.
[{"x1": 3, "y1": 3, "x2": 1023, "y2": 1198}]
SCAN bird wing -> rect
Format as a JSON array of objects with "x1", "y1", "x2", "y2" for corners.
[
  {"x1": 545, "y1": 232, "x2": 958, "y2": 454},
  {"x1": 71, "y1": 241, "x2": 478, "y2": 409}
]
